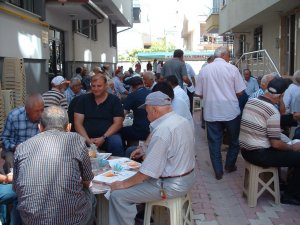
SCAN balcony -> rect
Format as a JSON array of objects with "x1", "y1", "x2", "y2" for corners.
[
  {"x1": 46, "y1": 0, "x2": 133, "y2": 27},
  {"x1": 205, "y1": 7, "x2": 219, "y2": 34}
]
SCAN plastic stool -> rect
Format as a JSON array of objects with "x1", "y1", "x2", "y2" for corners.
[
  {"x1": 243, "y1": 160, "x2": 280, "y2": 207},
  {"x1": 192, "y1": 97, "x2": 201, "y2": 113},
  {"x1": 143, "y1": 193, "x2": 192, "y2": 225}
]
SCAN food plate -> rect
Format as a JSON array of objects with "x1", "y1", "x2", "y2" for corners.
[
  {"x1": 93, "y1": 170, "x2": 137, "y2": 184},
  {"x1": 108, "y1": 158, "x2": 141, "y2": 170},
  {"x1": 122, "y1": 160, "x2": 141, "y2": 169},
  {"x1": 96, "y1": 152, "x2": 112, "y2": 160}
]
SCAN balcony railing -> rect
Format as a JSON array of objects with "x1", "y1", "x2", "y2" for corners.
[{"x1": 235, "y1": 49, "x2": 280, "y2": 77}]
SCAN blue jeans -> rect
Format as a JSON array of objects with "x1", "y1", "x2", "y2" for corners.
[
  {"x1": 206, "y1": 116, "x2": 241, "y2": 175},
  {"x1": 0, "y1": 184, "x2": 22, "y2": 225},
  {"x1": 104, "y1": 134, "x2": 124, "y2": 157}
]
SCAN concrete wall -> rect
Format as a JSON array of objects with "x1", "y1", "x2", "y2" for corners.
[
  {"x1": 219, "y1": 0, "x2": 279, "y2": 33},
  {"x1": 0, "y1": 8, "x2": 49, "y2": 93},
  {"x1": 112, "y1": 0, "x2": 133, "y2": 25}
]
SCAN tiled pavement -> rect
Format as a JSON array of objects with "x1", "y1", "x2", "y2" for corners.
[{"x1": 191, "y1": 111, "x2": 300, "y2": 225}]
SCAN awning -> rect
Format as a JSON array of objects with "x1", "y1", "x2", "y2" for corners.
[{"x1": 137, "y1": 51, "x2": 214, "y2": 61}]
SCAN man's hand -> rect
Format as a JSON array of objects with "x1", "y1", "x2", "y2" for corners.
[
  {"x1": 130, "y1": 148, "x2": 144, "y2": 160},
  {"x1": 291, "y1": 142, "x2": 300, "y2": 151},
  {"x1": 110, "y1": 181, "x2": 125, "y2": 191},
  {"x1": 91, "y1": 137, "x2": 105, "y2": 148}
]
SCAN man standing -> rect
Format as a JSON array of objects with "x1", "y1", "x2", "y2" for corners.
[
  {"x1": 240, "y1": 77, "x2": 300, "y2": 205},
  {"x1": 1, "y1": 93, "x2": 44, "y2": 171},
  {"x1": 13, "y1": 106, "x2": 95, "y2": 224},
  {"x1": 161, "y1": 49, "x2": 192, "y2": 88},
  {"x1": 185, "y1": 63, "x2": 196, "y2": 114},
  {"x1": 42, "y1": 75, "x2": 68, "y2": 110},
  {"x1": 108, "y1": 91, "x2": 195, "y2": 225},
  {"x1": 195, "y1": 46, "x2": 246, "y2": 180},
  {"x1": 74, "y1": 74, "x2": 124, "y2": 156},
  {"x1": 64, "y1": 77, "x2": 86, "y2": 105}
]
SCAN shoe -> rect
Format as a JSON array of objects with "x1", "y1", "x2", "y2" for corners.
[
  {"x1": 281, "y1": 193, "x2": 300, "y2": 206},
  {"x1": 215, "y1": 172, "x2": 223, "y2": 180},
  {"x1": 225, "y1": 165, "x2": 237, "y2": 173}
]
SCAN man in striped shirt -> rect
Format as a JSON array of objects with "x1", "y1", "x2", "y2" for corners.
[
  {"x1": 13, "y1": 106, "x2": 95, "y2": 224},
  {"x1": 240, "y1": 77, "x2": 300, "y2": 206},
  {"x1": 42, "y1": 75, "x2": 68, "y2": 110}
]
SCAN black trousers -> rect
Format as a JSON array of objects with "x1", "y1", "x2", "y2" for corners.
[
  {"x1": 187, "y1": 90, "x2": 194, "y2": 114},
  {"x1": 241, "y1": 148, "x2": 300, "y2": 197}
]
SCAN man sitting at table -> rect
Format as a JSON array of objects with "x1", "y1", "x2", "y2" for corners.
[
  {"x1": 74, "y1": 74, "x2": 125, "y2": 156},
  {"x1": 121, "y1": 76, "x2": 151, "y2": 147},
  {"x1": 13, "y1": 106, "x2": 96, "y2": 225},
  {"x1": 109, "y1": 91, "x2": 195, "y2": 225},
  {"x1": 1, "y1": 93, "x2": 44, "y2": 172}
]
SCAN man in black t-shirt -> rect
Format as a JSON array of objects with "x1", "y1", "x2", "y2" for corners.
[{"x1": 74, "y1": 74, "x2": 124, "y2": 156}]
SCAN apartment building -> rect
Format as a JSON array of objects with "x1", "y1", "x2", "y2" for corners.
[
  {"x1": 0, "y1": 0, "x2": 134, "y2": 93},
  {"x1": 217, "y1": 0, "x2": 300, "y2": 76}
]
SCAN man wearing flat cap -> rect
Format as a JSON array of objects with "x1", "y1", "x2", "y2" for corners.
[
  {"x1": 240, "y1": 77, "x2": 300, "y2": 206},
  {"x1": 108, "y1": 91, "x2": 195, "y2": 225},
  {"x1": 121, "y1": 76, "x2": 151, "y2": 147},
  {"x1": 42, "y1": 75, "x2": 68, "y2": 110}
]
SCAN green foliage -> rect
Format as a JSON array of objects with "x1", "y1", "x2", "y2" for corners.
[{"x1": 118, "y1": 37, "x2": 175, "y2": 62}]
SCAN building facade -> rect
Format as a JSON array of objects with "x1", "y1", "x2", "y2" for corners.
[
  {"x1": 218, "y1": 0, "x2": 300, "y2": 76},
  {"x1": 0, "y1": 0, "x2": 133, "y2": 93}
]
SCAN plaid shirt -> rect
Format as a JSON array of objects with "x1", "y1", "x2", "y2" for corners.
[
  {"x1": 249, "y1": 88, "x2": 264, "y2": 99},
  {"x1": 1, "y1": 107, "x2": 39, "y2": 151},
  {"x1": 64, "y1": 87, "x2": 86, "y2": 105},
  {"x1": 14, "y1": 130, "x2": 94, "y2": 225}
]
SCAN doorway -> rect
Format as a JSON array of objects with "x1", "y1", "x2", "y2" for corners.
[{"x1": 48, "y1": 27, "x2": 65, "y2": 78}]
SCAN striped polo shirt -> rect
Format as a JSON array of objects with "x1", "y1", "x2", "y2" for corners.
[
  {"x1": 239, "y1": 96, "x2": 281, "y2": 150},
  {"x1": 14, "y1": 130, "x2": 94, "y2": 225},
  {"x1": 42, "y1": 89, "x2": 68, "y2": 110}
]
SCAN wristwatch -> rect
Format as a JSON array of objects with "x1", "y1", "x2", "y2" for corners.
[{"x1": 102, "y1": 134, "x2": 108, "y2": 140}]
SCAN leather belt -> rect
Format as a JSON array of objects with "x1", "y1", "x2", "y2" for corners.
[{"x1": 160, "y1": 169, "x2": 194, "y2": 179}]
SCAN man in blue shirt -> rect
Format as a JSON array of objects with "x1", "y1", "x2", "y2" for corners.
[
  {"x1": 121, "y1": 76, "x2": 151, "y2": 147},
  {"x1": 244, "y1": 69, "x2": 259, "y2": 96},
  {"x1": 1, "y1": 93, "x2": 44, "y2": 172},
  {"x1": 64, "y1": 77, "x2": 86, "y2": 105}
]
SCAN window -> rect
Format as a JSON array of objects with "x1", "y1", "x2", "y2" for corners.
[
  {"x1": 91, "y1": 19, "x2": 97, "y2": 41},
  {"x1": 110, "y1": 21, "x2": 117, "y2": 48},
  {"x1": 254, "y1": 27, "x2": 263, "y2": 51},
  {"x1": 7, "y1": 0, "x2": 44, "y2": 18},
  {"x1": 72, "y1": 20, "x2": 90, "y2": 37}
]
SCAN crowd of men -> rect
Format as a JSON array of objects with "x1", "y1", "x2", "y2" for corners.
[{"x1": 1, "y1": 46, "x2": 300, "y2": 225}]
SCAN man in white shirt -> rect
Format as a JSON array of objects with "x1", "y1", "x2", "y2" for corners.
[
  {"x1": 195, "y1": 46, "x2": 246, "y2": 180},
  {"x1": 108, "y1": 91, "x2": 195, "y2": 225}
]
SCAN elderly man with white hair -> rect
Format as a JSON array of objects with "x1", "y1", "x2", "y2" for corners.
[
  {"x1": 64, "y1": 77, "x2": 86, "y2": 105},
  {"x1": 249, "y1": 72, "x2": 276, "y2": 99},
  {"x1": 142, "y1": 71, "x2": 156, "y2": 90},
  {"x1": 195, "y1": 46, "x2": 246, "y2": 180},
  {"x1": 108, "y1": 91, "x2": 195, "y2": 225}
]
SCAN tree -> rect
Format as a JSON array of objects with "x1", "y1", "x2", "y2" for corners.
[{"x1": 118, "y1": 37, "x2": 175, "y2": 62}]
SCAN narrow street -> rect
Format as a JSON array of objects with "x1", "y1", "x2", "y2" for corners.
[{"x1": 191, "y1": 110, "x2": 300, "y2": 225}]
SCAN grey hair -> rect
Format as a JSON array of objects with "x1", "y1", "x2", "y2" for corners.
[
  {"x1": 143, "y1": 71, "x2": 155, "y2": 80},
  {"x1": 40, "y1": 106, "x2": 69, "y2": 131},
  {"x1": 69, "y1": 77, "x2": 81, "y2": 87},
  {"x1": 25, "y1": 93, "x2": 44, "y2": 109},
  {"x1": 261, "y1": 73, "x2": 276, "y2": 85},
  {"x1": 214, "y1": 46, "x2": 230, "y2": 58},
  {"x1": 293, "y1": 70, "x2": 300, "y2": 84}
]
